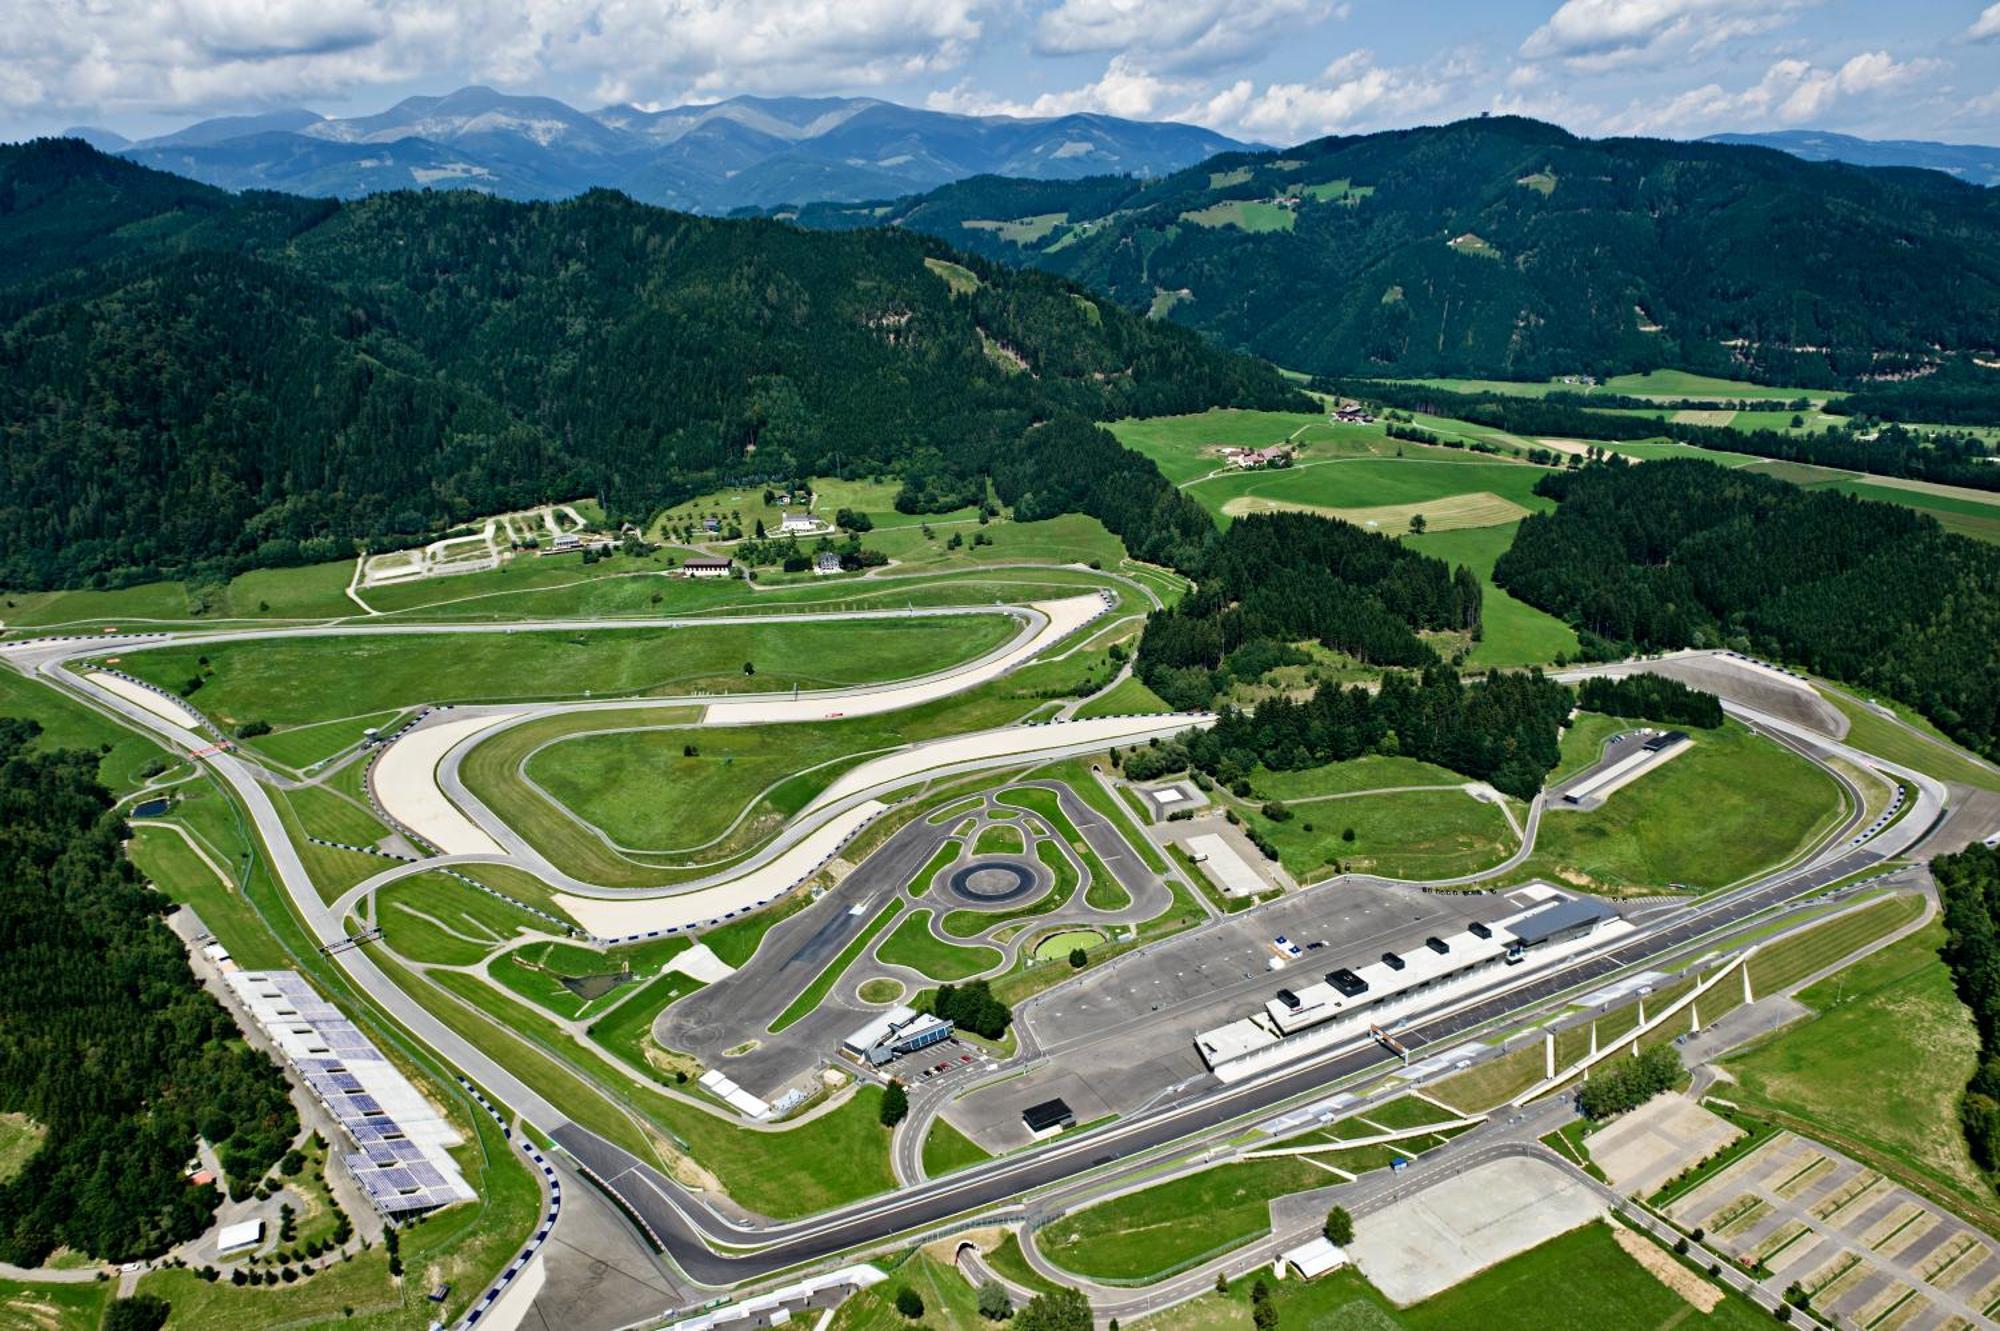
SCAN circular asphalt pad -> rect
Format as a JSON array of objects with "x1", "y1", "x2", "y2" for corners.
[{"x1": 946, "y1": 859, "x2": 1040, "y2": 905}]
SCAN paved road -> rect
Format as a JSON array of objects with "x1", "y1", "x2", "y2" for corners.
[{"x1": 0, "y1": 624, "x2": 1963, "y2": 1302}]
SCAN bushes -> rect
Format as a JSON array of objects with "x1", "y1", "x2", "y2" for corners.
[
  {"x1": 933, "y1": 980, "x2": 1012, "y2": 1040},
  {"x1": 879, "y1": 1081, "x2": 909, "y2": 1128},
  {"x1": 1576, "y1": 1045, "x2": 1683, "y2": 1120}
]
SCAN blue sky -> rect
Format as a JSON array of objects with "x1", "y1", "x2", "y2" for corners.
[{"x1": 7, "y1": 0, "x2": 1999, "y2": 146}]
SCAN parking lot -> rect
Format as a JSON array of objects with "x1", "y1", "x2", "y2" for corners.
[
  {"x1": 1667, "y1": 1131, "x2": 2000, "y2": 1329},
  {"x1": 940, "y1": 882, "x2": 1536, "y2": 1152}
]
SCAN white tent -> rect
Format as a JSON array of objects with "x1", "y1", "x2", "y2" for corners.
[{"x1": 1280, "y1": 1236, "x2": 1349, "y2": 1280}]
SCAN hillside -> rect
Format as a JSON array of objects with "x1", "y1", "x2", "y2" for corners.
[
  {"x1": 0, "y1": 140, "x2": 1306, "y2": 589},
  {"x1": 90, "y1": 86, "x2": 1247, "y2": 214},
  {"x1": 777, "y1": 116, "x2": 2000, "y2": 385}
]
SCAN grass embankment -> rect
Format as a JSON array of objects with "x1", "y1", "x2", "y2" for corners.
[
  {"x1": 1226, "y1": 764, "x2": 1517, "y2": 883},
  {"x1": 1518, "y1": 717, "x2": 1844, "y2": 892},
  {"x1": 922, "y1": 1118, "x2": 993, "y2": 1176},
  {"x1": 1036, "y1": 1157, "x2": 1330, "y2": 1282},
  {"x1": 115, "y1": 613, "x2": 1015, "y2": 767},
  {"x1": 1724, "y1": 916, "x2": 1990, "y2": 1215},
  {"x1": 909, "y1": 838, "x2": 962, "y2": 897}
]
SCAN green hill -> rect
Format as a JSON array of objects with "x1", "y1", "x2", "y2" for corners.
[
  {"x1": 0, "y1": 140, "x2": 1306, "y2": 589},
  {"x1": 777, "y1": 116, "x2": 2000, "y2": 386}
]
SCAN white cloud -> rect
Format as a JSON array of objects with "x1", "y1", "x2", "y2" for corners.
[
  {"x1": 1521, "y1": 0, "x2": 1812, "y2": 73},
  {"x1": 927, "y1": 56, "x2": 1201, "y2": 121},
  {"x1": 1603, "y1": 49, "x2": 1943, "y2": 134},
  {"x1": 1970, "y1": 3, "x2": 2000, "y2": 42},
  {"x1": 0, "y1": 0, "x2": 991, "y2": 116},
  {"x1": 1031, "y1": 0, "x2": 1347, "y2": 75}
]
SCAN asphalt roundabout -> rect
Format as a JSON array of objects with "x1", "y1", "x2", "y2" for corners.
[{"x1": 944, "y1": 858, "x2": 1043, "y2": 907}]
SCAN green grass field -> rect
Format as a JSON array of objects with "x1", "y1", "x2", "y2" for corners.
[
  {"x1": 1737, "y1": 460, "x2": 2000, "y2": 545},
  {"x1": 1036, "y1": 1157, "x2": 1330, "y2": 1281},
  {"x1": 921, "y1": 1118, "x2": 993, "y2": 1177},
  {"x1": 1406, "y1": 523, "x2": 1581, "y2": 668},
  {"x1": 0, "y1": 665, "x2": 175, "y2": 792},
  {"x1": 1518, "y1": 718, "x2": 1843, "y2": 892},
  {"x1": 377, "y1": 871, "x2": 555, "y2": 965},
  {"x1": 879, "y1": 910, "x2": 1002, "y2": 980},
  {"x1": 1236, "y1": 785, "x2": 1518, "y2": 883},
  {"x1": 487, "y1": 935, "x2": 690, "y2": 1022},
  {"x1": 973, "y1": 821, "x2": 1027, "y2": 856},
  {"x1": 1130, "y1": 1221, "x2": 1773, "y2": 1331},
  {"x1": 1725, "y1": 918, "x2": 1990, "y2": 1211},
  {"x1": 1110, "y1": 410, "x2": 1399, "y2": 486},
  {"x1": 0, "y1": 1113, "x2": 44, "y2": 1186},
  {"x1": 1185, "y1": 457, "x2": 1555, "y2": 532},
  {"x1": 586, "y1": 964, "x2": 706, "y2": 1076},
  {"x1": 1075, "y1": 674, "x2": 1172, "y2": 718},
  {"x1": 112, "y1": 614, "x2": 1015, "y2": 766},
  {"x1": 1249, "y1": 754, "x2": 1464, "y2": 801},
  {"x1": 1, "y1": 557, "x2": 361, "y2": 630}
]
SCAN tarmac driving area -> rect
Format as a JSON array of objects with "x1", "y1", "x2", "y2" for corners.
[{"x1": 939, "y1": 883, "x2": 1557, "y2": 1153}]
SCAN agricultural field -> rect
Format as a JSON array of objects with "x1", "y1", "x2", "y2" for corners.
[
  {"x1": 1513, "y1": 718, "x2": 1844, "y2": 893},
  {"x1": 1723, "y1": 920, "x2": 1990, "y2": 1211},
  {"x1": 1179, "y1": 200, "x2": 1297, "y2": 232},
  {"x1": 1398, "y1": 371, "x2": 1822, "y2": 404},
  {"x1": 1184, "y1": 457, "x2": 1556, "y2": 534},
  {"x1": 1405, "y1": 523, "x2": 1581, "y2": 668},
  {"x1": 1738, "y1": 460, "x2": 2000, "y2": 545}
]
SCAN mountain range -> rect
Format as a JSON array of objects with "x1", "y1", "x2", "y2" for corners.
[
  {"x1": 0, "y1": 138, "x2": 1300, "y2": 589},
  {"x1": 771, "y1": 116, "x2": 2000, "y2": 385},
  {"x1": 1704, "y1": 130, "x2": 2000, "y2": 187},
  {"x1": 60, "y1": 86, "x2": 1246, "y2": 214}
]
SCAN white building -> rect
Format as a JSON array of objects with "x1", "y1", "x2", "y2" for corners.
[
  {"x1": 780, "y1": 511, "x2": 819, "y2": 534},
  {"x1": 683, "y1": 557, "x2": 734, "y2": 579},
  {"x1": 1280, "y1": 1236, "x2": 1348, "y2": 1280}
]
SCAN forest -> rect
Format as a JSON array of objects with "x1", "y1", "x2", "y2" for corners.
[
  {"x1": 0, "y1": 721, "x2": 296, "y2": 1263},
  {"x1": 0, "y1": 139, "x2": 1306, "y2": 590},
  {"x1": 1135, "y1": 511, "x2": 1482, "y2": 709},
  {"x1": 1574, "y1": 675, "x2": 1724, "y2": 730},
  {"x1": 781, "y1": 115, "x2": 2000, "y2": 385},
  {"x1": 1125, "y1": 666, "x2": 1574, "y2": 800},
  {"x1": 1494, "y1": 461, "x2": 2000, "y2": 759},
  {"x1": 1934, "y1": 845, "x2": 2000, "y2": 1169}
]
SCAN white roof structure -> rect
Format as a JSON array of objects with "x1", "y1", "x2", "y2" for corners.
[
  {"x1": 1185, "y1": 833, "x2": 1266, "y2": 898},
  {"x1": 224, "y1": 970, "x2": 475, "y2": 1216},
  {"x1": 1281, "y1": 1236, "x2": 1348, "y2": 1279},
  {"x1": 843, "y1": 1005, "x2": 918, "y2": 1055},
  {"x1": 696, "y1": 1069, "x2": 773, "y2": 1119},
  {"x1": 215, "y1": 1218, "x2": 264, "y2": 1255}
]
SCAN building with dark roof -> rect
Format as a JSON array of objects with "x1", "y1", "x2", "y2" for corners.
[{"x1": 1022, "y1": 1098, "x2": 1075, "y2": 1137}]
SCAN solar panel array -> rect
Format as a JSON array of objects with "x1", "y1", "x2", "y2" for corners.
[{"x1": 225, "y1": 971, "x2": 476, "y2": 1216}]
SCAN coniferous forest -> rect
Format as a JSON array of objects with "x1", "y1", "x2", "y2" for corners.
[
  {"x1": 0, "y1": 722, "x2": 296, "y2": 1263},
  {"x1": 1494, "y1": 460, "x2": 2000, "y2": 759},
  {"x1": 0, "y1": 139, "x2": 1307, "y2": 590}
]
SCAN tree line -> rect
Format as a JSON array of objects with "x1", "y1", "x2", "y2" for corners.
[
  {"x1": 0, "y1": 721, "x2": 296, "y2": 1263},
  {"x1": 1575, "y1": 675, "x2": 1724, "y2": 730},
  {"x1": 1494, "y1": 460, "x2": 2000, "y2": 760},
  {"x1": 1934, "y1": 846, "x2": 2000, "y2": 1169}
]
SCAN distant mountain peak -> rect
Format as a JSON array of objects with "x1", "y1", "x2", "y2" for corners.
[
  {"x1": 1703, "y1": 128, "x2": 2000, "y2": 187},
  {"x1": 98, "y1": 87, "x2": 1247, "y2": 213}
]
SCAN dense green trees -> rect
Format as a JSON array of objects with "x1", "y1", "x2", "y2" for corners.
[
  {"x1": 1121, "y1": 665, "x2": 1573, "y2": 800},
  {"x1": 1575, "y1": 1045, "x2": 1682, "y2": 1119},
  {"x1": 1936, "y1": 845, "x2": 2000, "y2": 1169},
  {"x1": 932, "y1": 980, "x2": 1011, "y2": 1040},
  {"x1": 0, "y1": 720, "x2": 295, "y2": 1263},
  {"x1": 1575, "y1": 676, "x2": 1724, "y2": 729},
  {"x1": 1495, "y1": 460, "x2": 2000, "y2": 760},
  {"x1": 0, "y1": 141, "x2": 1306, "y2": 590},
  {"x1": 1135, "y1": 511, "x2": 1480, "y2": 709}
]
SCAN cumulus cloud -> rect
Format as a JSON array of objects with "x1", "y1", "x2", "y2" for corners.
[
  {"x1": 1521, "y1": 0, "x2": 1813, "y2": 72},
  {"x1": 1970, "y1": 3, "x2": 2000, "y2": 42},
  {"x1": 1, "y1": 0, "x2": 990, "y2": 116},
  {"x1": 1031, "y1": 0, "x2": 1347, "y2": 75},
  {"x1": 1604, "y1": 49, "x2": 1943, "y2": 133},
  {"x1": 927, "y1": 56, "x2": 1199, "y2": 121}
]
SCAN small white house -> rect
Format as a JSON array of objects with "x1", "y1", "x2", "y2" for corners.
[
  {"x1": 682, "y1": 557, "x2": 734, "y2": 579},
  {"x1": 813, "y1": 552, "x2": 842, "y2": 576}
]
